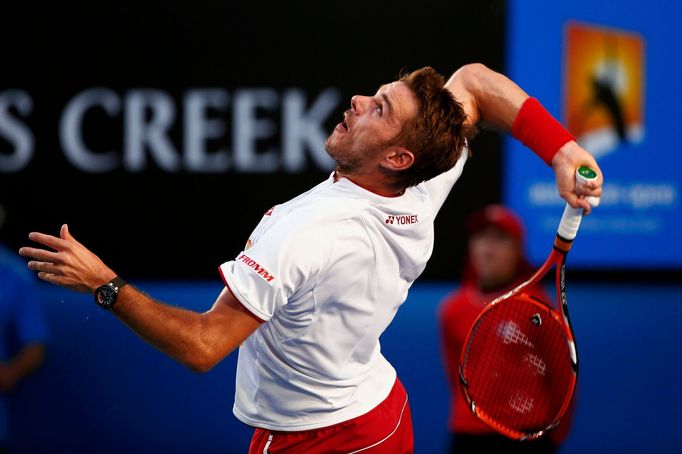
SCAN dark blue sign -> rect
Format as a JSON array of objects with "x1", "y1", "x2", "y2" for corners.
[{"x1": 506, "y1": 0, "x2": 681, "y2": 268}]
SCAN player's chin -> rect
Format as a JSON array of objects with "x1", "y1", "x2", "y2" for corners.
[
  {"x1": 326, "y1": 127, "x2": 344, "y2": 143},
  {"x1": 324, "y1": 138, "x2": 335, "y2": 159},
  {"x1": 324, "y1": 135, "x2": 344, "y2": 158}
]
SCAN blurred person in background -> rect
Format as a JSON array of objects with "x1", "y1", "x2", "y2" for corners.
[
  {"x1": 0, "y1": 204, "x2": 48, "y2": 452},
  {"x1": 438, "y1": 205, "x2": 573, "y2": 453}
]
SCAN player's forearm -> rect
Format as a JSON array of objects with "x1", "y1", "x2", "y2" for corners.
[
  {"x1": 447, "y1": 63, "x2": 529, "y2": 130},
  {"x1": 112, "y1": 287, "x2": 222, "y2": 372},
  {"x1": 450, "y1": 62, "x2": 600, "y2": 190},
  {"x1": 20, "y1": 226, "x2": 254, "y2": 371}
]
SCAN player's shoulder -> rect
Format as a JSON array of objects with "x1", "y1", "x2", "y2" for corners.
[
  {"x1": 289, "y1": 180, "x2": 371, "y2": 221},
  {"x1": 290, "y1": 201, "x2": 368, "y2": 242},
  {"x1": 267, "y1": 191, "x2": 367, "y2": 241}
]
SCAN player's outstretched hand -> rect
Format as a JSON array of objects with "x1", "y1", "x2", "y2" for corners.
[
  {"x1": 551, "y1": 141, "x2": 603, "y2": 214},
  {"x1": 19, "y1": 224, "x2": 116, "y2": 293}
]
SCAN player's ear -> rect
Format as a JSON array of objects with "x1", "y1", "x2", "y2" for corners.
[{"x1": 380, "y1": 146, "x2": 415, "y2": 172}]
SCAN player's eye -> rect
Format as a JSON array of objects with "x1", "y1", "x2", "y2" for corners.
[{"x1": 375, "y1": 103, "x2": 383, "y2": 116}]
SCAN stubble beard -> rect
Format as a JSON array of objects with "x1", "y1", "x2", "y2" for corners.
[{"x1": 325, "y1": 133, "x2": 365, "y2": 174}]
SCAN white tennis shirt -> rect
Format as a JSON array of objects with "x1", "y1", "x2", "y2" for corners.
[{"x1": 219, "y1": 152, "x2": 467, "y2": 431}]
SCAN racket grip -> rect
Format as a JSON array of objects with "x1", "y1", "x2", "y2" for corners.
[{"x1": 557, "y1": 166, "x2": 600, "y2": 241}]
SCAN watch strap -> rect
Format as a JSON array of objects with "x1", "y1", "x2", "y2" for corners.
[{"x1": 108, "y1": 276, "x2": 127, "y2": 293}]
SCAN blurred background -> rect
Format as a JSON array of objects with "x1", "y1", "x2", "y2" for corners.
[{"x1": 1, "y1": 0, "x2": 680, "y2": 452}]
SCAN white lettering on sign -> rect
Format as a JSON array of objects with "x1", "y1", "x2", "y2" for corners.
[
  {"x1": 124, "y1": 90, "x2": 179, "y2": 172},
  {"x1": 1, "y1": 87, "x2": 341, "y2": 173},
  {"x1": 184, "y1": 89, "x2": 230, "y2": 172},
  {"x1": 60, "y1": 88, "x2": 121, "y2": 172},
  {"x1": 529, "y1": 181, "x2": 678, "y2": 210},
  {"x1": 233, "y1": 89, "x2": 279, "y2": 172},
  {"x1": 282, "y1": 88, "x2": 339, "y2": 172},
  {"x1": 0, "y1": 90, "x2": 34, "y2": 172}
]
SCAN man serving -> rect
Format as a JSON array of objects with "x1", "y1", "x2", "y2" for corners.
[{"x1": 19, "y1": 64, "x2": 602, "y2": 453}]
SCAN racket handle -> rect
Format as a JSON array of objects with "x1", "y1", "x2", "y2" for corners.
[{"x1": 557, "y1": 166, "x2": 600, "y2": 241}]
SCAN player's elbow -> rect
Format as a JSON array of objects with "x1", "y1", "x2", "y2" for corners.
[
  {"x1": 185, "y1": 351, "x2": 221, "y2": 373},
  {"x1": 187, "y1": 362, "x2": 214, "y2": 374},
  {"x1": 459, "y1": 62, "x2": 490, "y2": 74},
  {"x1": 453, "y1": 63, "x2": 491, "y2": 89},
  {"x1": 183, "y1": 341, "x2": 228, "y2": 373}
]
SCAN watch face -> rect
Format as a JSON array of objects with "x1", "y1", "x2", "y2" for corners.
[{"x1": 95, "y1": 285, "x2": 117, "y2": 309}]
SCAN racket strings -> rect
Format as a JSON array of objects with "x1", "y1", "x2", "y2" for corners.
[{"x1": 462, "y1": 294, "x2": 576, "y2": 437}]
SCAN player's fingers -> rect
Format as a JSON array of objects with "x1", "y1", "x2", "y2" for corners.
[
  {"x1": 27, "y1": 261, "x2": 62, "y2": 274},
  {"x1": 577, "y1": 196, "x2": 592, "y2": 215},
  {"x1": 577, "y1": 190, "x2": 600, "y2": 209},
  {"x1": 563, "y1": 191, "x2": 592, "y2": 214},
  {"x1": 576, "y1": 179, "x2": 601, "y2": 210},
  {"x1": 18, "y1": 247, "x2": 62, "y2": 263},
  {"x1": 561, "y1": 190, "x2": 579, "y2": 208},
  {"x1": 60, "y1": 224, "x2": 78, "y2": 243},
  {"x1": 37, "y1": 272, "x2": 62, "y2": 285},
  {"x1": 586, "y1": 196, "x2": 600, "y2": 208},
  {"x1": 582, "y1": 187, "x2": 602, "y2": 198},
  {"x1": 28, "y1": 232, "x2": 69, "y2": 251},
  {"x1": 577, "y1": 180, "x2": 602, "y2": 198}
]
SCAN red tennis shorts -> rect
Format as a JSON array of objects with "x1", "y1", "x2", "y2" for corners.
[{"x1": 248, "y1": 378, "x2": 414, "y2": 453}]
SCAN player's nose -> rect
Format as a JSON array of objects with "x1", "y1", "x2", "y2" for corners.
[{"x1": 351, "y1": 95, "x2": 370, "y2": 114}]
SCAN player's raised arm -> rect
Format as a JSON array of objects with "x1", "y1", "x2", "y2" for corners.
[
  {"x1": 445, "y1": 63, "x2": 603, "y2": 213},
  {"x1": 18, "y1": 224, "x2": 262, "y2": 372}
]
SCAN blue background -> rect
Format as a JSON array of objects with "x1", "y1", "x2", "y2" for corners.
[
  {"x1": 10, "y1": 281, "x2": 682, "y2": 453},
  {"x1": 505, "y1": 0, "x2": 682, "y2": 268}
]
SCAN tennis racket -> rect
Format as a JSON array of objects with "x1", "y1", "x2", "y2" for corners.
[{"x1": 458, "y1": 166, "x2": 599, "y2": 441}]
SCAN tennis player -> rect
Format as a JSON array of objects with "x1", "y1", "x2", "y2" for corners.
[{"x1": 19, "y1": 64, "x2": 602, "y2": 453}]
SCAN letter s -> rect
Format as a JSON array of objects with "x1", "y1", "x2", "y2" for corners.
[{"x1": 0, "y1": 90, "x2": 34, "y2": 172}]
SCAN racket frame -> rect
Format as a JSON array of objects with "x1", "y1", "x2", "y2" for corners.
[{"x1": 458, "y1": 234, "x2": 578, "y2": 441}]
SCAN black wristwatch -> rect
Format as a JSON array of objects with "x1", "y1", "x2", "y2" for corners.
[{"x1": 94, "y1": 277, "x2": 127, "y2": 310}]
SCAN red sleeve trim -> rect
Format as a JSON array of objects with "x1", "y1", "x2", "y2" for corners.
[{"x1": 217, "y1": 266, "x2": 267, "y2": 324}]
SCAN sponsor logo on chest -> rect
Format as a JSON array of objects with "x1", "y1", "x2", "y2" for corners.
[
  {"x1": 237, "y1": 253, "x2": 276, "y2": 283},
  {"x1": 385, "y1": 214, "x2": 419, "y2": 225}
]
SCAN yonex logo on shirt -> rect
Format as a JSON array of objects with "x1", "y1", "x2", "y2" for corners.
[
  {"x1": 237, "y1": 253, "x2": 276, "y2": 283},
  {"x1": 385, "y1": 214, "x2": 419, "y2": 225}
]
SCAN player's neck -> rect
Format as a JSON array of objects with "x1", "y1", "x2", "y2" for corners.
[{"x1": 334, "y1": 171, "x2": 405, "y2": 197}]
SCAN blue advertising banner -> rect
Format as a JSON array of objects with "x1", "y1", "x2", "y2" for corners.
[{"x1": 506, "y1": 0, "x2": 681, "y2": 268}]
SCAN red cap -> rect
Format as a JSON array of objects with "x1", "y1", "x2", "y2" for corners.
[{"x1": 465, "y1": 205, "x2": 525, "y2": 245}]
